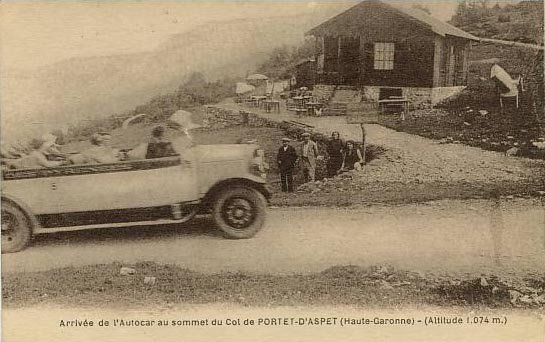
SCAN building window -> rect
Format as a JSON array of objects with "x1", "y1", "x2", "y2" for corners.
[
  {"x1": 374, "y1": 43, "x2": 395, "y2": 70},
  {"x1": 324, "y1": 36, "x2": 339, "y2": 72}
]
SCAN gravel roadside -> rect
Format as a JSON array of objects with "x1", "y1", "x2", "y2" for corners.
[
  {"x1": 3, "y1": 262, "x2": 544, "y2": 310},
  {"x1": 214, "y1": 102, "x2": 544, "y2": 199}
]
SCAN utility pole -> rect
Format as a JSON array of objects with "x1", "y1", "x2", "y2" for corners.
[{"x1": 360, "y1": 123, "x2": 366, "y2": 164}]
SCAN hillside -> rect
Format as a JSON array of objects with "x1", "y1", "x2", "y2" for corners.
[
  {"x1": 1, "y1": 14, "x2": 334, "y2": 142},
  {"x1": 450, "y1": 0, "x2": 544, "y2": 44}
]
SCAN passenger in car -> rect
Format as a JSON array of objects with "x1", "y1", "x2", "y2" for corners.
[
  {"x1": 8, "y1": 139, "x2": 65, "y2": 169},
  {"x1": 83, "y1": 132, "x2": 120, "y2": 164},
  {"x1": 146, "y1": 125, "x2": 177, "y2": 159},
  {"x1": 167, "y1": 110, "x2": 198, "y2": 152}
]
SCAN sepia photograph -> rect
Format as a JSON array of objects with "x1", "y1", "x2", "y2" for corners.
[{"x1": 1, "y1": 0, "x2": 544, "y2": 341}]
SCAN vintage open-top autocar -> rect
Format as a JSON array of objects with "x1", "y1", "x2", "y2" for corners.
[{"x1": 1, "y1": 143, "x2": 271, "y2": 253}]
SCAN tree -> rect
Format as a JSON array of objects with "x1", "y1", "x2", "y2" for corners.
[
  {"x1": 257, "y1": 39, "x2": 316, "y2": 80},
  {"x1": 183, "y1": 72, "x2": 207, "y2": 88},
  {"x1": 450, "y1": 0, "x2": 492, "y2": 26},
  {"x1": 292, "y1": 37, "x2": 315, "y2": 61},
  {"x1": 257, "y1": 45, "x2": 292, "y2": 79}
]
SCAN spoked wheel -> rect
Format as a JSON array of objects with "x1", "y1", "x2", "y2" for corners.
[
  {"x1": 212, "y1": 187, "x2": 266, "y2": 239},
  {"x1": 1, "y1": 201, "x2": 32, "y2": 253}
]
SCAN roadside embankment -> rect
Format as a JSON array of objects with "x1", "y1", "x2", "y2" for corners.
[
  {"x1": 207, "y1": 103, "x2": 545, "y2": 206},
  {"x1": 3, "y1": 262, "x2": 544, "y2": 310}
]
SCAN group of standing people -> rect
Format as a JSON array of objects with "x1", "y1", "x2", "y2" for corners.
[
  {"x1": 277, "y1": 132, "x2": 318, "y2": 192},
  {"x1": 327, "y1": 131, "x2": 365, "y2": 174},
  {"x1": 277, "y1": 131, "x2": 364, "y2": 192}
]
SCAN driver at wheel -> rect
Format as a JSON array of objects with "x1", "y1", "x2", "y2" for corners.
[{"x1": 146, "y1": 125, "x2": 177, "y2": 159}]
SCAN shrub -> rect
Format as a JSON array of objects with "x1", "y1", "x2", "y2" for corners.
[{"x1": 498, "y1": 14, "x2": 510, "y2": 23}]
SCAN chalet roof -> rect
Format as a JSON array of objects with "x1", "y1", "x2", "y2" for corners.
[{"x1": 307, "y1": 0, "x2": 479, "y2": 41}]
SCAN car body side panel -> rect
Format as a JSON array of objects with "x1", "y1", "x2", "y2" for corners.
[
  {"x1": 2, "y1": 177, "x2": 58, "y2": 214},
  {"x1": 2, "y1": 144, "x2": 266, "y2": 218},
  {"x1": 196, "y1": 160, "x2": 265, "y2": 195},
  {"x1": 52, "y1": 163, "x2": 197, "y2": 213},
  {"x1": 2, "y1": 160, "x2": 198, "y2": 215},
  {"x1": 192, "y1": 144, "x2": 267, "y2": 195}
]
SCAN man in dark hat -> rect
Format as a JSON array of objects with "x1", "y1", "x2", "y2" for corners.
[
  {"x1": 277, "y1": 137, "x2": 297, "y2": 192},
  {"x1": 146, "y1": 125, "x2": 177, "y2": 159}
]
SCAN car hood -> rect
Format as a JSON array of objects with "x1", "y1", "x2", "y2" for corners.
[{"x1": 191, "y1": 144, "x2": 256, "y2": 163}]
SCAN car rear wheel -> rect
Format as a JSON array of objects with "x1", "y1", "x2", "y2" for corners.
[
  {"x1": 212, "y1": 186, "x2": 266, "y2": 239},
  {"x1": 1, "y1": 201, "x2": 32, "y2": 253}
]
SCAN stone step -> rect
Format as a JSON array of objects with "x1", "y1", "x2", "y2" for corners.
[{"x1": 336, "y1": 85, "x2": 358, "y2": 91}]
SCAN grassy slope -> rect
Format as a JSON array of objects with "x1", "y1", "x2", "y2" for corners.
[
  {"x1": 379, "y1": 39, "x2": 544, "y2": 160},
  {"x1": 451, "y1": 1, "x2": 544, "y2": 44},
  {"x1": 3, "y1": 262, "x2": 544, "y2": 309}
]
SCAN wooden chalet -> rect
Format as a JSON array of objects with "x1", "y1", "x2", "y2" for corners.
[{"x1": 306, "y1": 0, "x2": 479, "y2": 106}]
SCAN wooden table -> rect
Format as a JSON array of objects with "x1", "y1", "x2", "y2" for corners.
[
  {"x1": 251, "y1": 96, "x2": 268, "y2": 108},
  {"x1": 305, "y1": 102, "x2": 323, "y2": 116},
  {"x1": 378, "y1": 97, "x2": 409, "y2": 120},
  {"x1": 263, "y1": 100, "x2": 280, "y2": 113},
  {"x1": 289, "y1": 96, "x2": 311, "y2": 115}
]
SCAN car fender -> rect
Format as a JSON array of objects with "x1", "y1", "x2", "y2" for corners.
[
  {"x1": 1, "y1": 194, "x2": 41, "y2": 233},
  {"x1": 240, "y1": 173, "x2": 268, "y2": 186},
  {"x1": 201, "y1": 175, "x2": 271, "y2": 208}
]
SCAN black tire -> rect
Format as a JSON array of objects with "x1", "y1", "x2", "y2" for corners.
[
  {"x1": 1, "y1": 201, "x2": 32, "y2": 253},
  {"x1": 212, "y1": 186, "x2": 267, "y2": 239}
]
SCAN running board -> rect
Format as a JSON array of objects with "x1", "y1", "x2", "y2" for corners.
[{"x1": 34, "y1": 217, "x2": 202, "y2": 234}]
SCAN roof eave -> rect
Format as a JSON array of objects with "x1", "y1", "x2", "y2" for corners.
[
  {"x1": 305, "y1": 0, "x2": 479, "y2": 41},
  {"x1": 445, "y1": 33, "x2": 480, "y2": 42}
]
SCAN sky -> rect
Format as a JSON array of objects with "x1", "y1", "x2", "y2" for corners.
[
  {"x1": 0, "y1": 1, "x2": 466, "y2": 71},
  {"x1": 0, "y1": 0, "x2": 526, "y2": 142}
]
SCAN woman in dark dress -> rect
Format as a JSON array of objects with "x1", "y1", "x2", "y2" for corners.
[
  {"x1": 326, "y1": 131, "x2": 343, "y2": 177},
  {"x1": 342, "y1": 140, "x2": 364, "y2": 171}
]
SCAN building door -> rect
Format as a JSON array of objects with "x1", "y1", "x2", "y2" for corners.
[
  {"x1": 454, "y1": 45, "x2": 465, "y2": 86},
  {"x1": 323, "y1": 36, "x2": 339, "y2": 73},
  {"x1": 340, "y1": 36, "x2": 361, "y2": 86},
  {"x1": 445, "y1": 44, "x2": 455, "y2": 86}
]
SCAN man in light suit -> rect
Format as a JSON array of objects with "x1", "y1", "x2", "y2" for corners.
[{"x1": 300, "y1": 132, "x2": 319, "y2": 183}]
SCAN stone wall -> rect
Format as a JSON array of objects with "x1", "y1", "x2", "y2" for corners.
[
  {"x1": 203, "y1": 106, "x2": 284, "y2": 130},
  {"x1": 360, "y1": 86, "x2": 381, "y2": 102},
  {"x1": 203, "y1": 106, "x2": 323, "y2": 141},
  {"x1": 313, "y1": 84, "x2": 336, "y2": 102},
  {"x1": 404, "y1": 88, "x2": 433, "y2": 108},
  {"x1": 359, "y1": 86, "x2": 466, "y2": 109},
  {"x1": 525, "y1": 50, "x2": 544, "y2": 121},
  {"x1": 204, "y1": 105, "x2": 329, "y2": 179},
  {"x1": 204, "y1": 106, "x2": 372, "y2": 150},
  {"x1": 361, "y1": 86, "x2": 432, "y2": 109},
  {"x1": 431, "y1": 86, "x2": 466, "y2": 105}
]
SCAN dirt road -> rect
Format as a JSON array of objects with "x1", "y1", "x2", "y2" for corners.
[{"x1": 3, "y1": 198, "x2": 544, "y2": 277}]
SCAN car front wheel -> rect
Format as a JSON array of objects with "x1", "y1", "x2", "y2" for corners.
[
  {"x1": 1, "y1": 201, "x2": 32, "y2": 253},
  {"x1": 212, "y1": 186, "x2": 266, "y2": 239}
]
